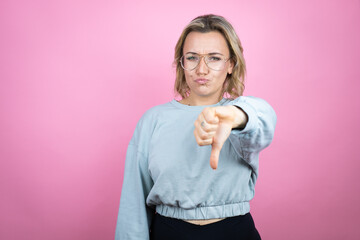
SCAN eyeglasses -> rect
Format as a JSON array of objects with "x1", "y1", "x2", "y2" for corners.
[{"x1": 180, "y1": 53, "x2": 230, "y2": 71}]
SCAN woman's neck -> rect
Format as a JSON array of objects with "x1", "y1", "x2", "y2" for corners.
[{"x1": 180, "y1": 94, "x2": 223, "y2": 106}]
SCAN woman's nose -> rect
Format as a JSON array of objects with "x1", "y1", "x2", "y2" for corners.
[{"x1": 196, "y1": 56, "x2": 209, "y2": 74}]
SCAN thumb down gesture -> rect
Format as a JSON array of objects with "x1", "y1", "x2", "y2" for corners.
[{"x1": 194, "y1": 106, "x2": 248, "y2": 169}]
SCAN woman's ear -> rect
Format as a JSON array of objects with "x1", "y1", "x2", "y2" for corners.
[{"x1": 227, "y1": 59, "x2": 234, "y2": 74}]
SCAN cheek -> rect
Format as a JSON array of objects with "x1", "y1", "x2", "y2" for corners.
[
  {"x1": 184, "y1": 71, "x2": 193, "y2": 83},
  {"x1": 214, "y1": 70, "x2": 228, "y2": 83}
]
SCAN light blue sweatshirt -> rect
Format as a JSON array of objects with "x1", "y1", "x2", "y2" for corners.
[{"x1": 115, "y1": 96, "x2": 277, "y2": 240}]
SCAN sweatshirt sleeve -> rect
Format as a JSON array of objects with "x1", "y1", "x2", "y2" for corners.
[
  {"x1": 226, "y1": 96, "x2": 277, "y2": 172},
  {"x1": 115, "y1": 143, "x2": 154, "y2": 240}
]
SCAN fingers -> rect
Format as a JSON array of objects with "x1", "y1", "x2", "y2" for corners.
[
  {"x1": 202, "y1": 107, "x2": 219, "y2": 124},
  {"x1": 193, "y1": 106, "x2": 233, "y2": 170},
  {"x1": 198, "y1": 117, "x2": 218, "y2": 132},
  {"x1": 194, "y1": 118, "x2": 218, "y2": 146},
  {"x1": 194, "y1": 108, "x2": 220, "y2": 146}
]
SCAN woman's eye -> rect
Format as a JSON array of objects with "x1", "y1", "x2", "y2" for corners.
[
  {"x1": 186, "y1": 56, "x2": 199, "y2": 61},
  {"x1": 208, "y1": 56, "x2": 221, "y2": 61}
]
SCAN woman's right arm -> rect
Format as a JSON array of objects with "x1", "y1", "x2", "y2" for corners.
[{"x1": 115, "y1": 144, "x2": 154, "y2": 240}]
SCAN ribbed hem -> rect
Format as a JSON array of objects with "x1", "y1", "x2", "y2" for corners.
[{"x1": 156, "y1": 202, "x2": 250, "y2": 220}]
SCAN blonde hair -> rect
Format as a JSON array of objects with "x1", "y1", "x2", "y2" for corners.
[{"x1": 174, "y1": 14, "x2": 246, "y2": 100}]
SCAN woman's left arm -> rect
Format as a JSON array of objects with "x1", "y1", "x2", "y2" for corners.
[
  {"x1": 228, "y1": 96, "x2": 277, "y2": 160},
  {"x1": 194, "y1": 96, "x2": 277, "y2": 170}
]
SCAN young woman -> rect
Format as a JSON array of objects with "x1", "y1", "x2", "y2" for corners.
[{"x1": 115, "y1": 14, "x2": 277, "y2": 240}]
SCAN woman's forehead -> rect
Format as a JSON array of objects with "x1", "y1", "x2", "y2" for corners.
[{"x1": 183, "y1": 31, "x2": 230, "y2": 55}]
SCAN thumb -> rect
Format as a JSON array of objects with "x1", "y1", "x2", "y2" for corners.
[
  {"x1": 210, "y1": 143, "x2": 221, "y2": 170},
  {"x1": 210, "y1": 135, "x2": 227, "y2": 170},
  {"x1": 209, "y1": 120, "x2": 233, "y2": 170}
]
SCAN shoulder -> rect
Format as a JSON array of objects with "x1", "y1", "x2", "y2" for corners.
[
  {"x1": 139, "y1": 101, "x2": 175, "y2": 123},
  {"x1": 134, "y1": 101, "x2": 178, "y2": 133},
  {"x1": 129, "y1": 100, "x2": 178, "y2": 146},
  {"x1": 223, "y1": 96, "x2": 272, "y2": 107}
]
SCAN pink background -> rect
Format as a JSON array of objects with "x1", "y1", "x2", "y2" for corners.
[{"x1": 1, "y1": 0, "x2": 360, "y2": 239}]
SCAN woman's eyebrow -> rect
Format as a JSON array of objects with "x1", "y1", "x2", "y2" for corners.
[
  {"x1": 185, "y1": 51, "x2": 224, "y2": 56},
  {"x1": 208, "y1": 52, "x2": 224, "y2": 56}
]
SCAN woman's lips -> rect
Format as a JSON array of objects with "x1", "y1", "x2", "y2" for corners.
[{"x1": 195, "y1": 78, "x2": 209, "y2": 84}]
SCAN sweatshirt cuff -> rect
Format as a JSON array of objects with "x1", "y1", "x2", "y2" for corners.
[{"x1": 232, "y1": 101, "x2": 258, "y2": 133}]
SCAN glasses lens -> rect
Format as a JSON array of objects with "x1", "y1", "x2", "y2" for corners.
[
  {"x1": 181, "y1": 54, "x2": 199, "y2": 70},
  {"x1": 181, "y1": 54, "x2": 227, "y2": 71},
  {"x1": 205, "y1": 55, "x2": 226, "y2": 71}
]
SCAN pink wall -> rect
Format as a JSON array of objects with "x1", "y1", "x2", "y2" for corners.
[{"x1": 1, "y1": 0, "x2": 359, "y2": 239}]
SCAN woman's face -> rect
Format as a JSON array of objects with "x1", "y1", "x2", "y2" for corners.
[{"x1": 182, "y1": 31, "x2": 233, "y2": 103}]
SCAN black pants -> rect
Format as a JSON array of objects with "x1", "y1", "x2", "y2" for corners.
[{"x1": 150, "y1": 213, "x2": 261, "y2": 240}]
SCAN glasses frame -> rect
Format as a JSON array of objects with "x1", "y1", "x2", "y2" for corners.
[{"x1": 180, "y1": 53, "x2": 231, "y2": 71}]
